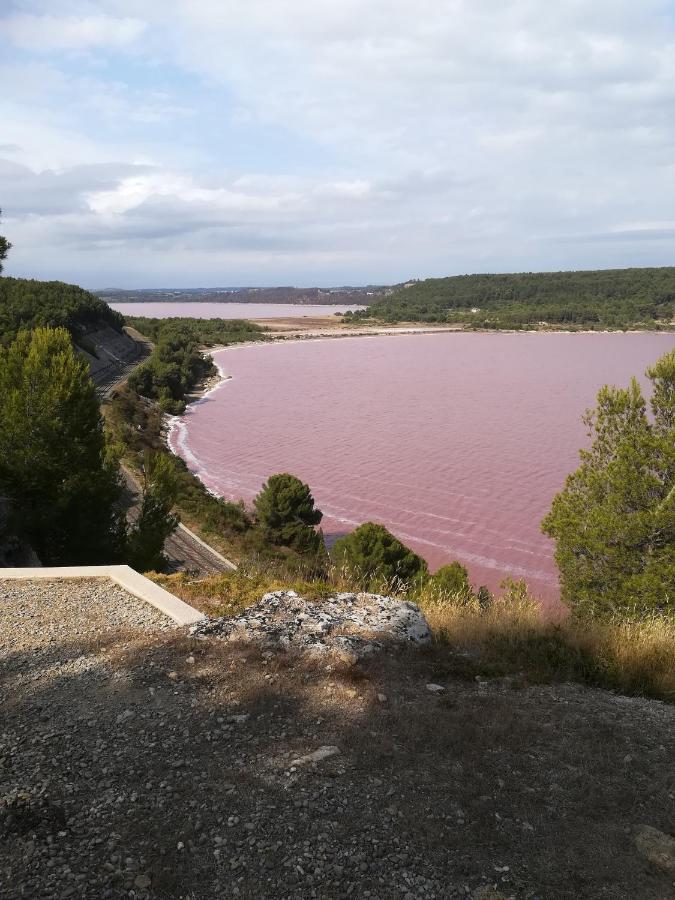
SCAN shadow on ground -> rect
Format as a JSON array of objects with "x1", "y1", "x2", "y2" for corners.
[{"x1": 1, "y1": 627, "x2": 674, "y2": 899}]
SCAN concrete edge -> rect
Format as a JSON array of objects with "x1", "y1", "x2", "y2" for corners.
[{"x1": 0, "y1": 565, "x2": 207, "y2": 626}]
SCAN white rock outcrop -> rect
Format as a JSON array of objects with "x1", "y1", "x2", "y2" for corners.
[{"x1": 190, "y1": 590, "x2": 431, "y2": 659}]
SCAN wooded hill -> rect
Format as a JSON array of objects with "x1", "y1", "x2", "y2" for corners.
[
  {"x1": 0, "y1": 276, "x2": 124, "y2": 345},
  {"x1": 355, "y1": 267, "x2": 675, "y2": 329}
]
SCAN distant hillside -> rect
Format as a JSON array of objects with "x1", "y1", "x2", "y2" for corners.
[
  {"x1": 97, "y1": 286, "x2": 381, "y2": 305},
  {"x1": 0, "y1": 276, "x2": 124, "y2": 345},
  {"x1": 356, "y1": 267, "x2": 675, "y2": 329}
]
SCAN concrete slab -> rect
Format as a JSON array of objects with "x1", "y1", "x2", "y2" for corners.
[{"x1": 0, "y1": 565, "x2": 206, "y2": 626}]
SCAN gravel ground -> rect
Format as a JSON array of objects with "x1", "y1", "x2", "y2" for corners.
[{"x1": 1, "y1": 580, "x2": 674, "y2": 900}]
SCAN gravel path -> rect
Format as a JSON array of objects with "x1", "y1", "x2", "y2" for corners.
[{"x1": 1, "y1": 580, "x2": 673, "y2": 900}]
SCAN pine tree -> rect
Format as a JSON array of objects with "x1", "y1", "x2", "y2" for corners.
[
  {"x1": 126, "y1": 452, "x2": 179, "y2": 572},
  {"x1": 427, "y1": 561, "x2": 473, "y2": 602},
  {"x1": 0, "y1": 327, "x2": 126, "y2": 563},
  {"x1": 542, "y1": 349, "x2": 675, "y2": 619},
  {"x1": 332, "y1": 522, "x2": 428, "y2": 592},
  {"x1": 0, "y1": 208, "x2": 11, "y2": 274},
  {"x1": 253, "y1": 473, "x2": 323, "y2": 552}
]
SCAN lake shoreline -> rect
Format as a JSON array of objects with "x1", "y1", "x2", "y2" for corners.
[{"x1": 166, "y1": 329, "x2": 674, "y2": 600}]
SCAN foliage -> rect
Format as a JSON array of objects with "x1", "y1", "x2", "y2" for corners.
[
  {"x1": 126, "y1": 316, "x2": 266, "y2": 413},
  {"x1": 542, "y1": 349, "x2": 675, "y2": 619},
  {"x1": 425, "y1": 561, "x2": 473, "y2": 602},
  {"x1": 253, "y1": 473, "x2": 324, "y2": 553},
  {"x1": 104, "y1": 385, "x2": 253, "y2": 558},
  {"x1": 126, "y1": 452, "x2": 180, "y2": 572},
  {"x1": 331, "y1": 522, "x2": 428, "y2": 591},
  {"x1": 0, "y1": 327, "x2": 126, "y2": 564},
  {"x1": 0, "y1": 210, "x2": 11, "y2": 274},
  {"x1": 353, "y1": 267, "x2": 675, "y2": 329},
  {"x1": 0, "y1": 276, "x2": 123, "y2": 346}
]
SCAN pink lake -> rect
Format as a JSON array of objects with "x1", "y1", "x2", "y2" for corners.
[
  {"x1": 168, "y1": 332, "x2": 674, "y2": 601},
  {"x1": 111, "y1": 302, "x2": 365, "y2": 319}
]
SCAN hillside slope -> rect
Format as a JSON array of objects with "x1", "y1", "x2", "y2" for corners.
[
  {"x1": 0, "y1": 275, "x2": 148, "y2": 390},
  {"x1": 360, "y1": 267, "x2": 675, "y2": 328}
]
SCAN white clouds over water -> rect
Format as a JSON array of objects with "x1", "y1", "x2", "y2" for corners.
[{"x1": 2, "y1": 1, "x2": 675, "y2": 285}]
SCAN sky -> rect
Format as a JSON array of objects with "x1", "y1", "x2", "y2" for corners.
[{"x1": 1, "y1": 1, "x2": 675, "y2": 288}]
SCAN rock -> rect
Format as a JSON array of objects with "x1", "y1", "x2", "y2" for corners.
[
  {"x1": 634, "y1": 824, "x2": 675, "y2": 873},
  {"x1": 290, "y1": 746, "x2": 341, "y2": 768},
  {"x1": 190, "y1": 590, "x2": 431, "y2": 659},
  {"x1": 377, "y1": 693, "x2": 388, "y2": 703},
  {"x1": 426, "y1": 683, "x2": 445, "y2": 693},
  {"x1": 134, "y1": 874, "x2": 151, "y2": 889},
  {"x1": 472, "y1": 887, "x2": 507, "y2": 900}
]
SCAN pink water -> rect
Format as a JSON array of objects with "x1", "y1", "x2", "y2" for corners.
[
  {"x1": 111, "y1": 302, "x2": 365, "y2": 319},
  {"x1": 168, "y1": 332, "x2": 674, "y2": 601}
]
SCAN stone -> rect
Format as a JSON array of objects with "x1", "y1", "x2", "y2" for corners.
[
  {"x1": 134, "y1": 874, "x2": 151, "y2": 889},
  {"x1": 190, "y1": 590, "x2": 431, "y2": 659},
  {"x1": 426, "y1": 683, "x2": 445, "y2": 693},
  {"x1": 290, "y1": 746, "x2": 341, "y2": 768},
  {"x1": 634, "y1": 824, "x2": 675, "y2": 873}
]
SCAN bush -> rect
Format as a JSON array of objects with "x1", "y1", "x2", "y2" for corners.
[
  {"x1": 331, "y1": 522, "x2": 428, "y2": 592},
  {"x1": 253, "y1": 473, "x2": 324, "y2": 553},
  {"x1": 425, "y1": 561, "x2": 473, "y2": 603}
]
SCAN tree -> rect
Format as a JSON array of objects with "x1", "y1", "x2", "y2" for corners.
[
  {"x1": 0, "y1": 327, "x2": 126, "y2": 563},
  {"x1": 126, "y1": 452, "x2": 179, "y2": 572},
  {"x1": 0, "y1": 209, "x2": 11, "y2": 274},
  {"x1": 542, "y1": 349, "x2": 675, "y2": 619},
  {"x1": 427, "y1": 561, "x2": 473, "y2": 601},
  {"x1": 253, "y1": 473, "x2": 323, "y2": 552},
  {"x1": 332, "y1": 522, "x2": 428, "y2": 591}
]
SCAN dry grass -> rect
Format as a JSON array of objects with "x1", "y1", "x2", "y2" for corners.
[{"x1": 421, "y1": 583, "x2": 675, "y2": 702}]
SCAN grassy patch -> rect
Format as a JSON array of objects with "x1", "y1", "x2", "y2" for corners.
[{"x1": 422, "y1": 590, "x2": 675, "y2": 701}]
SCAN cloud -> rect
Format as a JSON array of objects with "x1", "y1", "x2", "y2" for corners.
[
  {"x1": 3, "y1": 1, "x2": 675, "y2": 284},
  {"x1": 1, "y1": 14, "x2": 145, "y2": 51}
]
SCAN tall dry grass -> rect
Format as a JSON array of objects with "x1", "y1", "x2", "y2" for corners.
[{"x1": 420, "y1": 581, "x2": 675, "y2": 702}]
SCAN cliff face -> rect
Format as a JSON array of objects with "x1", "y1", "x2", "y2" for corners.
[{"x1": 76, "y1": 324, "x2": 150, "y2": 395}]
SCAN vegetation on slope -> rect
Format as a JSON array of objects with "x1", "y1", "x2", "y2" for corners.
[
  {"x1": 0, "y1": 327, "x2": 126, "y2": 564},
  {"x1": 352, "y1": 267, "x2": 675, "y2": 329},
  {"x1": 106, "y1": 317, "x2": 269, "y2": 560},
  {"x1": 0, "y1": 276, "x2": 124, "y2": 346},
  {"x1": 125, "y1": 316, "x2": 266, "y2": 414}
]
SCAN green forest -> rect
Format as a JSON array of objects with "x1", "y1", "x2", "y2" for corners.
[
  {"x1": 352, "y1": 267, "x2": 675, "y2": 329},
  {"x1": 125, "y1": 316, "x2": 267, "y2": 414},
  {"x1": 0, "y1": 276, "x2": 124, "y2": 345}
]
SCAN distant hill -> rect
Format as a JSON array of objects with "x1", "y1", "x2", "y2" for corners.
[
  {"x1": 0, "y1": 276, "x2": 124, "y2": 345},
  {"x1": 96, "y1": 286, "x2": 382, "y2": 305},
  {"x1": 356, "y1": 267, "x2": 675, "y2": 329}
]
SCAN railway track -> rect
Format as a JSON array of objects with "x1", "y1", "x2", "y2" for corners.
[
  {"x1": 164, "y1": 524, "x2": 236, "y2": 575},
  {"x1": 94, "y1": 331, "x2": 237, "y2": 577},
  {"x1": 121, "y1": 466, "x2": 236, "y2": 577}
]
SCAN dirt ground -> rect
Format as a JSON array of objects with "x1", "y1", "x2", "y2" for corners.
[{"x1": 1, "y1": 583, "x2": 674, "y2": 899}]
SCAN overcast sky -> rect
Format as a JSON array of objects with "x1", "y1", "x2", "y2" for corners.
[{"x1": 1, "y1": 1, "x2": 675, "y2": 287}]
